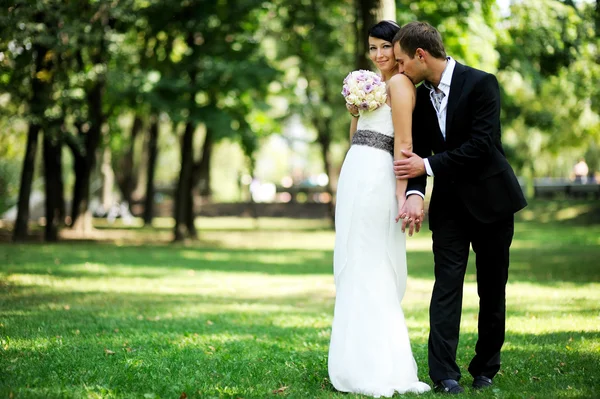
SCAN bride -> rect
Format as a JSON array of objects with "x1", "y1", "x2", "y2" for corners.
[{"x1": 328, "y1": 20, "x2": 431, "y2": 397}]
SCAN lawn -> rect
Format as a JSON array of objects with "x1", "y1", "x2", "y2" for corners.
[{"x1": 1, "y1": 201, "x2": 599, "y2": 398}]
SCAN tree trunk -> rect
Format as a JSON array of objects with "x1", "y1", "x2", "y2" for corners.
[
  {"x1": 317, "y1": 130, "x2": 335, "y2": 225},
  {"x1": 142, "y1": 115, "x2": 159, "y2": 226},
  {"x1": 356, "y1": 0, "x2": 378, "y2": 70},
  {"x1": 185, "y1": 188, "x2": 197, "y2": 239},
  {"x1": 14, "y1": 41, "x2": 50, "y2": 241},
  {"x1": 13, "y1": 124, "x2": 41, "y2": 241},
  {"x1": 100, "y1": 146, "x2": 114, "y2": 211},
  {"x1": 70, "y1": 80, "x2": 104, "y2": 233},
  {"x1": 118, "y1": 115, "x2": 142, "y2": 207},
  {"x1": 375, "y1": 0, "x2": 395, "y2": 21},
  {"x1": 174, "y1": 121, "x2": 195, "y2": 241},
  {"x1": 315, "y1": 77, "x2": 337, "y2": 226},
  {"x1": 355, "y1": 0, "x2": 395, "y2": 69},
  {"x1": 193, "y1": 126, "x2": 214, "y2": 198},
  {"x1": 314, "y1": 110, "x2": 335, "y2": 226},
  {"x1": 43, "y1": 132, "x2": 63, "y2": 241},
  {"x1": 596, "y1": 0, "x2": 600, "y2": 38}
]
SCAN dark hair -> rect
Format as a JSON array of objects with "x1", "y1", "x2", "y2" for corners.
[
  {"x1": 368, "y1": 20, "x2": 400, "y2": 43},
  {"x1": 392, "y1": 21, "x2": 446, "y2": 59}
]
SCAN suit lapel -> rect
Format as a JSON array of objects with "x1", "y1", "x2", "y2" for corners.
[
  {"x1": 445, "y1": 62, "x2": 467, "y2": 140},
  {"x1": 417, "y1": 85, "x2": 445, "y2": 150}
]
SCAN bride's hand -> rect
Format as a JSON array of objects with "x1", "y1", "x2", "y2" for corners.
[
  {"x1": 346, "y1": 103, "x2": 359, "y2": 117},
  {"x1": 395, "y1": 197, "x2": 406, "y2": 224}
]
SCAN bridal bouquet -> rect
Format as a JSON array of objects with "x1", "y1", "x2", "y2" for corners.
[{"x1": 341, "y1": 70, "x2": 387, "y2": 112}]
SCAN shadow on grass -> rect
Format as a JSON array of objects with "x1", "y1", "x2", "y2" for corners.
[
  {"x1": 516, "y1": 199, "x2": 600, "y2": 226},
  {"x1": 2, "y1": 240, "x2": 599, "y2": 285}
]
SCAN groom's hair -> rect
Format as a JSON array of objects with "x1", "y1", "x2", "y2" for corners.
[{"x1": 392, "y1": 21, "x2": 447, "y2": 59}]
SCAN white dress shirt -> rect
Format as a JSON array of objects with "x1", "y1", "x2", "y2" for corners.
[
  {"x1": 406, "y1": 57, "x2": 455, "y2": 198},
  {"x1": 422, "y1": 57, "x2": 455, "y2": 177}
]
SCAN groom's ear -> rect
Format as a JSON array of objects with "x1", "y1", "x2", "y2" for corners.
[{"x1": 416, "y1": 48, "x2": 425, "y2": 60}]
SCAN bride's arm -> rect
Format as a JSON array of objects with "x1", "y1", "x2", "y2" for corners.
[
  {"x1": 388, "y1": 74, "x2": 416, "y2": 209},
  {"x1": 347, "y1": 104, "x2": 359, "y2": 140},
  {"x1": 349, "y1": 115, "x2": 359, "y2": 140}
]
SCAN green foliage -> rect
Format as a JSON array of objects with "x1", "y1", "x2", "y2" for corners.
[
  {"x1": 497, "y1": 0, "x2": 599, "y2": 174},
  {"x1": 397, "y1": 0, "x2": 500, "y2": 71}
]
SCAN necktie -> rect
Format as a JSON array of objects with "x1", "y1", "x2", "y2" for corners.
[{"x1": 432, "y1": 88, "x2": 445, "y2": 114}]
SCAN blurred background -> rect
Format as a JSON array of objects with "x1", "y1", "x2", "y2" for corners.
[{"x1": 1, "y1": 0, "x2": 599, "y2": 242}]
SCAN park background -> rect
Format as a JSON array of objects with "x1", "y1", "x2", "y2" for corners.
[{"x1": 1, "y1": 0, "x2": 599, "y2": 398}]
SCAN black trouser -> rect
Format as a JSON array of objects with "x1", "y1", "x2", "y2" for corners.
[{"x1": 428, "y1": 209, "x2": 514, "y2": 383}]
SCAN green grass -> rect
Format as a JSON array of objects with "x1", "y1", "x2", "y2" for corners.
[{"x1": 1, "y1": 204, "x2": 599, "y2": 398}]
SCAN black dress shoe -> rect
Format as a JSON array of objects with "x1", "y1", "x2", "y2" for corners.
[
  {"x1": 472, "y1": 375, "x2": 493, "y2": 389},
  {"x1": 434, "y1": 379, "x2": 465, "y2": 394}
]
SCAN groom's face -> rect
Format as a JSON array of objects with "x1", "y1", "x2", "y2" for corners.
[{"x1": 394, "y1": 43, "x2": 425, "y2": 85}]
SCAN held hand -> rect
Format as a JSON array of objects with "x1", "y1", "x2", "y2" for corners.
[
  {"x1": 394, "y1": 197, "x2": 406, "y2": 224},
  {"x1": 346, "y1": 103, "x2": 359, "y2": 117},
  {"x1": 397, "y1": 195, "x2": 425, "y2": 236},
  {"x1": 393, "y1": 150, "x2": 426, "y2": 179}
]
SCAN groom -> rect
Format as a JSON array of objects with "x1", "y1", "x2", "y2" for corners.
[{"x1": 391, "y1": 22, "x2": 527, "y2": 394}]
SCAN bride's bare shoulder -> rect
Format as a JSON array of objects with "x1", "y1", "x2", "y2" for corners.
[{"x1": 388, "y1": 74, "x2": 414, "y2": 90}]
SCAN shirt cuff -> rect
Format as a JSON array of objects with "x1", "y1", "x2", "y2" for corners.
[
  {"x1": 406, "y1": 190, "x2": 425, "y2": 199},
  {"x1": 424, "y1": 158, "x2": 434, "y2": 176}
]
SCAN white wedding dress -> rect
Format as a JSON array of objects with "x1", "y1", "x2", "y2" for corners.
[{"x1": 328, "y1": 103, "x2": 431, "y2": 397}]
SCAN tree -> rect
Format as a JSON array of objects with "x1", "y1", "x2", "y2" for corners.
[
  {"x1": 137, "y1": 0, "x2": 277, "y2": 240},
  {"x1": 3, "y1": 5, "x2": 61, "y2": 241},
  {"x1": 496, "y1": 0, "x2": 600, "y2": 178}
]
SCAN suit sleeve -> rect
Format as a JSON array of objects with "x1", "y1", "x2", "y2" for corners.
[
  {"x1": 406, "y1": 95, "x2": 430, "y2": 196},
  {"x1": 427, "y1": 73, "x2": 500, "y2": 178}
]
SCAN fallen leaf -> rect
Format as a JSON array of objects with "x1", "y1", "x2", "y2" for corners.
[
  {"x1": 63, "y1": 305, "x2": 70, "y2": 310},
  {"x1": 206, "y1": 320, "x2": 214, "y2": 325},
  {"x1": 272, "y1": 386, "x2": 289, "y2": 394},
  {"x1": 179, "y1": 393, "x2": 187, "y2": 399},
  {"x1": 104, "y1": 348, "x2": 115, "y2": 355}
]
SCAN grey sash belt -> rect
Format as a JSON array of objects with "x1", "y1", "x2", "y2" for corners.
[{"x1": 351, "y1": 129, "x2": 394, "y2": 156}]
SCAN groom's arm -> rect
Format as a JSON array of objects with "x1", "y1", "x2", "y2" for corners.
[{"x1": 427, "y1": 73, "x2": 500, "y2": 178}]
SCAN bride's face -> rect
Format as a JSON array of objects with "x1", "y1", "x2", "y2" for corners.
[{"x1": 368, "y1": 37, "x2": 397, "y2": 74}]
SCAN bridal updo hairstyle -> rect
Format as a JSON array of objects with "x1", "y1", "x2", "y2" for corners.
[{"x1": 368, "y1": 20, "x2": 401, "y2": 43}]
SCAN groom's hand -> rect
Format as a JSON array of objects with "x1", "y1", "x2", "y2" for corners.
[{"x1": 394, "y1": 150, "x2": 425, "y2": 179}]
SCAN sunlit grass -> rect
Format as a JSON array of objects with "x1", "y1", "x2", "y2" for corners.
[{"x1": 1, "y1": 212, "x2": 599, "y2": 398}]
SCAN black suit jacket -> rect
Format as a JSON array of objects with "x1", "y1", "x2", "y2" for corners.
[{"x1": 407, "y1": 62, "x2": 527, "y2": 229}]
